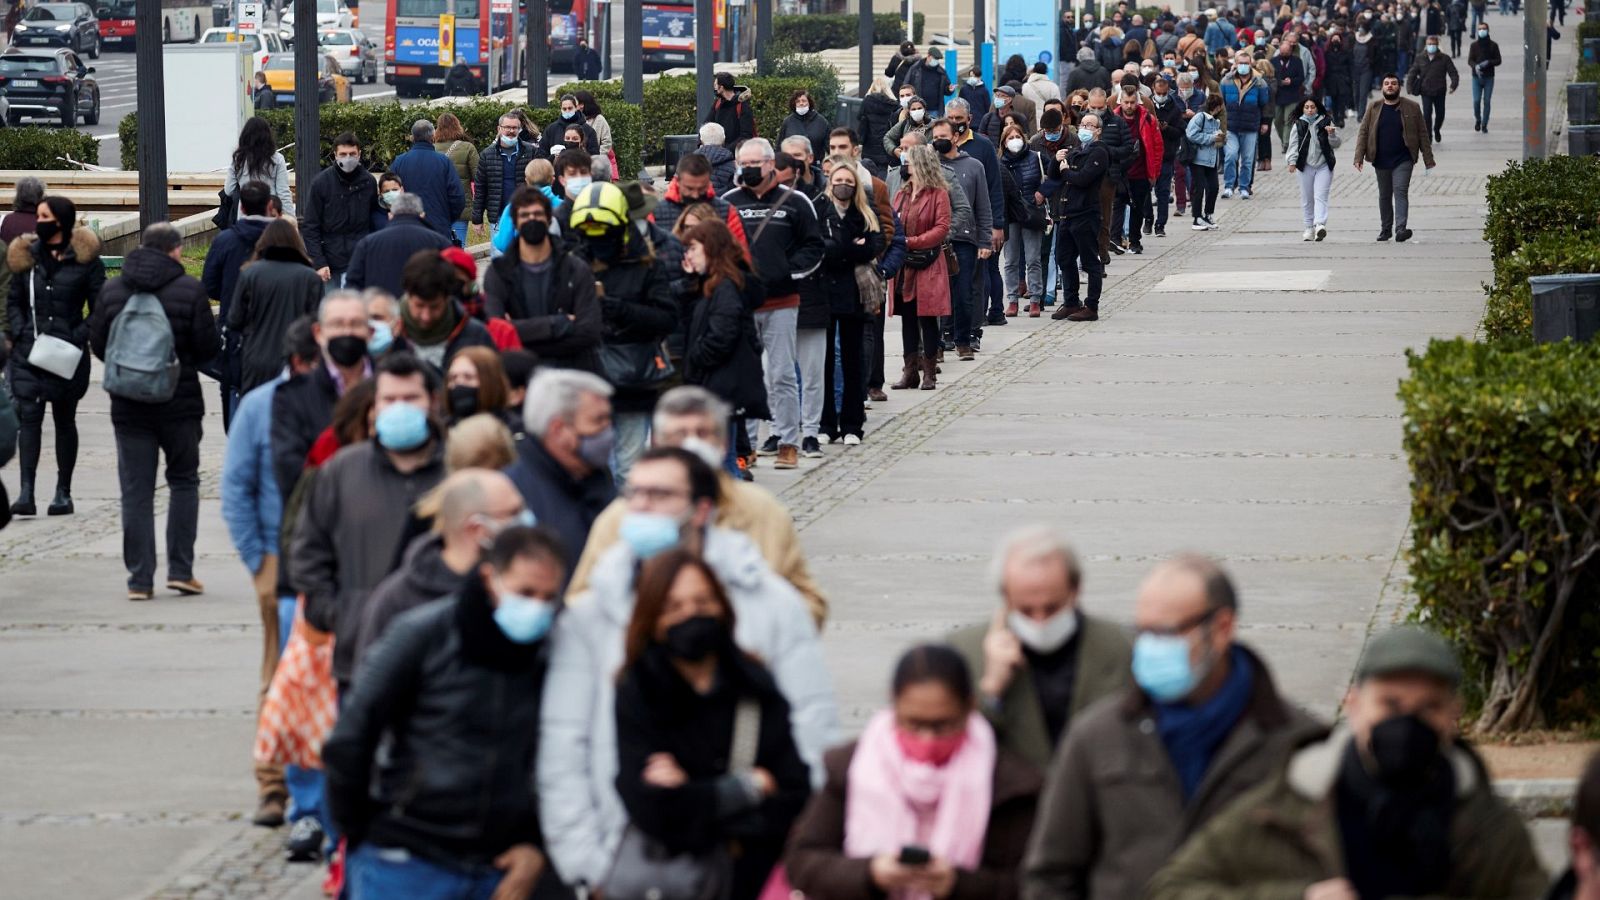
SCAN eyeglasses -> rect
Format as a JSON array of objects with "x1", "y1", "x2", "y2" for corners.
[
  {"x1": 1135, "y1": 605, "x2": 1221, "y2": 639},
  {"x1": 620, "y1": 484, "x2": 689, "y2": 504}
]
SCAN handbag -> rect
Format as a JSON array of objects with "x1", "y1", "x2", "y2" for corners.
[
  {"x1": 1177, "y1": 131, "x2": 1198, "y2": 165},
  {"x1": 604, "y1": 700, "x2": 763, "y2": 900},
  {"x1": 25, "y1": 275, "x2": 83, "y2": 380},
  {"x1": 212, "y1": 186, "x2": 239, "y2": 230},
  {"x1": 853, "y1": 263, "x2": 885, "y2": 316},
  {"x1": 253, "y1": 608, "x2": 338, "y2": 769},
  {"x1": 902, "y1": 246, "x2": 940, "y2": 270},
  {"x1": 599, "y1": 338, "x2": 677, "y2": 392}
]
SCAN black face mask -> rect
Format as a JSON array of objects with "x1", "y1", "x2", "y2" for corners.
[
  {"x1": 585, "y1": 232, "x2": 624, "y2": 262},
  {"x1": 739, "y1": 166, "x2": 766, "y2": 188},
  {"x1": 953, "y1": 122, "x2": 969, "y2": 135},
  {"x1": 519, "y1": 219, "x2": 549, "y2": 245},
  {"x1": 35, "y1": 220, "x2": 61, "y2": 244},
  {"x1": 326, "y1": 334, "x2": 368, "y2": 368},
  {"x1": 448, "y1": 385, "x2": 480, "y2": 420},
  {"x1": 932, "y1": 138, "x2": 955, "y2": 155},
  {"x1": 899, "y1": 163, "x2": 911, "y2": 180},
  {"x1": 1368, "y1": 713, "x2": 1445, "y2": 784},
  {"x1": 663, "y1": 615, "x2": 725, "y2": 662}
]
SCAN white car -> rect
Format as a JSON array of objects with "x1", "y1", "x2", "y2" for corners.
[
  {"x1": 317, "y1": 27, "x2": 376, "y2": 83},
  {"x1": 279, "y1": 0, "x2": 353, "y2": 40},
  {"x1": 199, "y1": 26, "x2": 285, "y2": 75}
]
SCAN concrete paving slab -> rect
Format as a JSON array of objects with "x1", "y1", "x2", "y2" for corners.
[
  {"x1": 0, "y1": 822, "x2": 242, "y2": 900},
  {"x1": 976, "y1": 379, "x2": 1413, "y2": 417},
  {"x1": 936, "y1": 411, "x2": 1403, "y2": 455}
]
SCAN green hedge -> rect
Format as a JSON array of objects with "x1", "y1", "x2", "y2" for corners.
[
  {"x1": 1578, "y1": 20, "x2": 1599, "y2": 42},
  {"x1": 1401, "y1": 337, "x2": 1600, "y2": 733},
  {"x1": 0, "y1": 127, "x2": 100, "y2": 170},
  {"x1": 1481, "y1": 228, "x2": 1600, "y2": 342},
  {"x1": 771, "y1": 13, "x2": 925, "y2": 51},
  {"x1": 1580, "y1": 62, "x2": 1600, "y2": 85}
]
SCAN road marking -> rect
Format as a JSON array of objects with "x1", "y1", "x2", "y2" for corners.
[
  {"x1": 94, "y1": 133, "x2": 117, "y2": 141},
  {"x1": 357, "y1": 89, "x2": 396, "y2": 99}
]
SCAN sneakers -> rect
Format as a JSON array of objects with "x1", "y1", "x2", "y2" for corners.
[
  {"x1": 1154, "y1": 225, "x2": 1166, "y2": 237},
  {"x1": 1108, "y1": 241, "x2": 1127, "y2": 256},
  {"x1": 1004, "y1": 301, "x2": 1019, "y2": 317},
  {"x1": 1314, "y1": 224, "x2": 1327, "y2": 241},
  {"x1": 253, "y1": 793, "x2": 287, "y2": 828},
  {"x1": 1220, "y1": 187, "x2": 1234, "y2": 199},
  {"x1": 800, "y1": 437, "x2": 823, "y2": 458},
  {"x1": 168, "y1": 578, "x2": 205, "y2": 596},
  {"x1": 842, "y1": 434, "x2": 862, "y2": 446},
  {"x1": 1238, "y1": 189, "x2": 1252, "y2": 200},
  {"x1": 1066, "y1": 306, "x2": 1100, "y2": 321},
  {"x1": 1143, "y1": 220, "x2": 1154, "y2": 235},
  {"x1": 1396, "y1": 228, "x2": 1413, "y2": 242},
  {"x1": 1204, "y1": 215, "x2": 1218, "y2": 227},
  {"x1": 1128, "y1": 243, "x2": 1144, "y2": 255},
  {"x1": 1302, "y1": 228, "x2": 1314, "y2": 241},
  {"x1": 774, "y1": 444, "x2": 799, "y2": 469},
  {"x1": 1192, "y1": 218, "x2": 1210, "y2": 231},
  {"x1": 758, "y1": 436, "x2": 780, "y2": 456},
  {"x1": 285, "y1": 816, "x2": 325, "y2": 863},
  {"x1": 816, "y1": 434, "x2": 832, "y2": 446}
]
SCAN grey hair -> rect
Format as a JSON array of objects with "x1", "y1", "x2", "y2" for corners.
[
  {"x1": 652, "y1": 386, "x2": 731, "y2": 442},
  {"x1": 14, "y1": 176, "x2": 46, "y2": 211},
  {"x1": 698, "y1": 121, "x2": 726, "y2": 146},
  {"x1": 780, "y1": 135, "x2": 812, "y2": 158},
  {"x1": 412, "y1": 119, "x2": 435, "y2": 143},
  {"x1": 140, "y1": 221, "x2": 183, "y2": 253},
  {"x1": 989, "y1": 525, "x2": 1082, "y2": 595},
  {"x1": 523, "y1": 368, "x2": 614, "y2": 438},
  {"x1": 318, "y1": 289, "x2": 365, "y2": 324},
  {"x1": 362, "y1": 286, "x2": 396, "y2": 313},
  {"x1": 739, "y1": 136, "x2": 776, "y2": 161},
  {"x1": 391, "y1": 192, "x2": 425, "y2": 217},
  {"x1": 1177, "y1": 71, "x2": 1196, "y2": 86},
  {"x1": 903, "y1": 143, "x2": 947, "y2": 190},
  {"x1": 944, "y1": 97, "x2": 970, "y2": 115},
  {"x1": 1077, "y1": 46, "x2": 1095, "y2": 62},
  {"x1": 590, "y1": 155, "x2": 613, "y2": 181}
]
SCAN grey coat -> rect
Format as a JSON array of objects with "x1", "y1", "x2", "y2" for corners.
[{"x1": 942, "y1": 153, "x2": 993, "y2": 246}]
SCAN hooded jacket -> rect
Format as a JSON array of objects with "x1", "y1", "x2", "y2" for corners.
[
  {"x1": 353, "y1": 532, "x2": 470, "y2": 666},
  {"x1": 301, "y1": 163, "x2": 379, "y2": 273},
  {"x1": 88, "y1": 244, "x2": 220, "y2": 425},
  {"x1": 537, "y1": 526, "x2": 840, "y2": 888},
  {"x1": 6, "y1": 228, "x2": 106, "y2": 402},
  {"x1": 706, "y1": 87, "x2": 757, "y2": 146},
  {"x1": 483, "y1": 238, "x2": 604, "y2": 375},
  {"x1": 227, "y1": 249, "x2": 324, "y2": 395},
  {"x1": 699, "y1": 143, "x2": 738, "y2": 196},
  {"x1": 343, "y1": 213, "x2": 452, "y2": 298},
  {"x1": 857, "y1": 92, "x2": 904, "y2": 168},
  {"x1": 1067, "y1": 57, "x2": 1114, "y2": 93}
]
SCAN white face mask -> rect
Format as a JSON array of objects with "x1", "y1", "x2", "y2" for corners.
[
  {"x1": 910, "y1": 108, "x2": 926, "y2": 122},
  {"x1": 900, "y1": 95, "x2": 912, "y2": 108},
  {"x1": 1005, "y1": 137, "x2": 1025, "y2": 153},
  {"x1": 795, "y1": 104, "x2": 810, "y2": 116},
  {"x1": 679, "y1": 436, "x2": 724, "y2": 470},
  {"x1": 1008, "y1": 608, "x2": 1079, "y2": 654}
]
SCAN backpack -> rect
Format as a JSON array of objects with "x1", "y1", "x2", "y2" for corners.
[{"x1": 103, "y1": 292, "x2": 180, "y2": 404}]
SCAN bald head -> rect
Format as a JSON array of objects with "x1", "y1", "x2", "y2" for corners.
[{"x1": 417, "y1": 469, "x2": 527, "y2": 556}]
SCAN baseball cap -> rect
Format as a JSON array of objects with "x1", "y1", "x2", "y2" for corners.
[{"x1": 1355, "y1": 626, "x2": 1463, "y2": 687}]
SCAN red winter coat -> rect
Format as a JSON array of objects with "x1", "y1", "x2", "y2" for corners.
[
  {"x1": 1119, "y1": 105, "x2": 1166, "y2": 182},
  {"x1": 889, "y1": 185, "x2": 951, "y2": 318}
]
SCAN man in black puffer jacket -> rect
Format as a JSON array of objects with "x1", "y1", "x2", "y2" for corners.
[
  {"x1": 473, "y1": 114, "x2": 541, "y2": 238},
  {"x1": 89, "y1": 223, "x2": 222, "y2": 600},
  {"x1": 300, "y1": 132, "x2": 380, "y2": 288},
  {"x1": 324, "y1": 525, "x2": 568, "y2": 898}
]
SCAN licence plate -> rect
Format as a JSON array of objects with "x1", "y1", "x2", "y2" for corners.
[
  {"x1": 11, "y1": 79, "x2": 39, "y2": 87},
  {"x1": 425, "y1": 77, "x2": 444, "y2": 84},
  {"x1": 26, "y1": 37, "x2": 50, "y2": 43}
]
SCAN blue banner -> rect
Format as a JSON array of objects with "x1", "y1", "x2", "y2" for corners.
[
  {"x1": 394, "y1": 24, "x2": 481, "y2": 64},
  {"x1": 999, "y1": 0, "x2": 1058, "y2": 77}
]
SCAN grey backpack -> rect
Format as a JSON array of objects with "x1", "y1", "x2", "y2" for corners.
[{"x1": 103, "y1": 292, "x2": 179, "y2": 404}]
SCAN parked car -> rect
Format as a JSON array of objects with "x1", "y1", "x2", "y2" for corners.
[
  {"x1": 317, "y1": 27, "x2": 375, "y2": 83},
  {"x1": 13, "y1": 2, "x2": 101, "y2": 59},
  {"x1": 199, "y1": 26, "x2": 285, "y2": 75},
  {"x1": 278, "y1": 0, "x2": 353, "y2": 41},
  {"x1": 260, "y1": 52, "x2": 349, "y2": 105},
  {"x1": 0, "y1": 48, "x2": 100, "y2": 127}
]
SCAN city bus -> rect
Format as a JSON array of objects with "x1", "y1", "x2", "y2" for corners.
[
  {"x1": 384, "y1": 0, "x2": 522, "y2": 97},
  {"x1": 94, "y1": 0, "x2": 211, "y2": 46},
  {"x1": 640, "y1": 0, "x2": 721, "y2": 71}
]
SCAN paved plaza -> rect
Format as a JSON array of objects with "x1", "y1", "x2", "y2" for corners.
[{"x1": 0, "y1": 26, "x2": 1581, "y2": 898}]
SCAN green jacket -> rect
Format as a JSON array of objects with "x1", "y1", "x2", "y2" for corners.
[
  {"x1": 1145, "y1": 727, "x2": 1549, "y2": 900},
  {"x1": 949, "y1": 613, "x2": 1132, "y2": 772}
]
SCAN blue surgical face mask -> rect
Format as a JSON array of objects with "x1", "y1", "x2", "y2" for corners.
[
  {"x1": 619, "y1": 511, "x2": 683, "y2": 560},
  {"x1": 1426, "y1": 43, "x2": 1438, "y2": 53},
  {"x1": 576, "y1": 425, "x2": 615, "y2": 471},
  {"x1": 374, "y1": 402, "x2": 430, "y2": 452},
  {"x1": 1077, "y1": 127, "x2": 1095, "y2": 144},
  {"x1": 498, "y1": 133, "x2": 518, "y2": 148},
  {"x1": 1132, "y1": 632, "x2": 1201, "y2": 703},
  {"x1": 381, "y1": 189, "x2": 400, "y2": 207},
  {"x1": 1477, "y1": 28, "x2": 1488, "y2": 37},
  {"x1": 367, "y1": 319, "x2": 393, "y2": 355},
  {"x1": 1044, "y1": 130, "x2": 1062, "y2": 142},
  {"x1": 1237, "y1": 62, "x2": 1254, "y2": 75},
  {"x1": 492, "y1": 589, "x2": 556, "y2": 644}
]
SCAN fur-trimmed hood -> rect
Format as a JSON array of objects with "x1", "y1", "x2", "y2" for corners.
[{"x1": 7, "y1": 227, "x2": 102, "y2": 273}]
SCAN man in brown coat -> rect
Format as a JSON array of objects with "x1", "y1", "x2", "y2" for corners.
[
  {"x1": 1353, "y1": 73, "x2": 1437, "y2": 242},
  {"x1": 1021, "y1": 556, "x2": 1323, "y2": 900},
  {"x1": 949, "y1": 525, "x2": 1131, "y2": 773}
]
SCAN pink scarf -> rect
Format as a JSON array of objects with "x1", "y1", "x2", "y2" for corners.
[{"x1": 843, "y1": 709, "x2": 996, "y2": 898}]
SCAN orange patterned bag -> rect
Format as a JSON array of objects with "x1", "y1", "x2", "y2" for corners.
[{"x1": 253, "y1": 608, "x2": 337, "y2": 769}]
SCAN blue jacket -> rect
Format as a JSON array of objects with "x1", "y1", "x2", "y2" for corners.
[
  {"x1": 1001, "y1": 146, "x2": 1044, "y2": 205},
  {"x1": 344, "y1": 213, "x2": 451, "y2": 298},
  {"x1": 1204, "y1": 18, "x2": 1237, "y2": 53},
  {"x1": 491, "y1": 187, "x2": 563, "y2": 255},
  {"x1": 221, "y1": 374, "x2": 284, "y2": 575},
  {"x1": 878, "y1": 206, "x2": 907, "y2": 279},
  {"x1": 201, "y1": 215, "x2": 270, "y2": 321},
  {"x1": 388, "y1": 140, "x2": 467, "y2": 243},
  {"x1": 1185, "y1": 110, "x2": 1224, "y2": 168},
  {"x1": 1271, "y1": 54, "x2": 1306, "y2": 106},
  {"x1": 1220, "y1": 73, "x2": 1271, "y2": 133}
]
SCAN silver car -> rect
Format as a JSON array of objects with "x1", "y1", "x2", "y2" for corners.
[{"x1": 316, "y1": 28, "x2": 376, "y2": 84}]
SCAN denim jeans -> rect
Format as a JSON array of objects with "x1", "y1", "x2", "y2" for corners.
[
  {"x1": 795, "y1": 326, "x2": 827, "y2": 439},
  {"x1": 1003, "y1": 225, "x2": 1045, "y2": 304},
  {"x1": 114, "y1": 417, "x2": 202, "y2": 591},
  {"x1": 610, "y1": 411, "x2": 650, "y2": 488},
  {"x1": 451, "y1": 220, "x2": 469, "y2": 248},
  {"x1": 1154, "y1": 159, "x2": 1176, "y2": 227},
  {"x1": 1223, "y1": 130, "x2": 1259, "y2": 191},
  {"x1": 947, "y1": 241, "x2": 980, "y2": 345},
  {"x1": 1376, "y1": 160, "x2": 1416, "y2": 232},
  {"x1": 752, "y1": 306, "x2": 800, "y2": 446},
  {"x1": 1472, "y1": 73, "x2": 1494, "y2": 126},
  {"x1": 348, "y1": 844, "x2": 503, "y2": 900},
  {"x1": 276, "y1": 599, "x2": 331, "y2": 836}
]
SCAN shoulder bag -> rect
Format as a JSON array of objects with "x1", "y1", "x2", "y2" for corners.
[
  {"x1": 25, "y1": 273, "x2": 83, "y2": 380},
  {"x1": 599, "y1": 337, "x2": 678, "y2": 392}
]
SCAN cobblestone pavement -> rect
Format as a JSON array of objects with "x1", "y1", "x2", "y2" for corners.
[{"x1": 0, "y1": 27, "x2": 1580, "y2": 900}]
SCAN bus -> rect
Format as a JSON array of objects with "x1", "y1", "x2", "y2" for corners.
[
  {"x1": 640, "y1": 0, "x2": 720, "y2": 71},
  {"x1": 385, "y1": 0, "x2": 522, "y2": 97},
  {"x1": 95, "y1": 0, "x2": 211, "y2": 46}
]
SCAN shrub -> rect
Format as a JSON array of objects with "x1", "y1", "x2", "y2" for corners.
[
  {"x1": 0, "y1": 126, "x2": 99, "y2": 170},
  {"x1": 1401, "y1": 338, "x2": 1600, "y2": 733},
  {"x1": 771, "y1": 13, "x2": 924, "y2": 52},
  {"x1": 1580, "y1": 62, "x2": 1600, "y2": 85},
  {"x1": 1579, "y1": 20, "x2": 1599, "y2": 42},
  {"x1": 1482, "y1": 154, "x2": 1600, "y2": 260},
  {"x1": 1481, "y1": 229, "x2": 1600, "y2": 342}
]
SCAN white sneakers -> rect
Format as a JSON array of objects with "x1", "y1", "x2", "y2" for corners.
[
  {"x1": 1302, "y1": 229, "x2": 1314, "y2": 241},
  {"x1": 843, "y1": 434, "x2": 862, "y2": 446},
  {"x1": 1220, "y1": 188, "x2": 1234, "y2": 199},
  {"x1": 1314, "y1": 224, "x2": 1327, "y2": 241},
  {"x1": 1193, "y1": 219, "x2": 1211, "y2": 230}
]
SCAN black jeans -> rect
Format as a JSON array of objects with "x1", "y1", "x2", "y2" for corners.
[
  {"x1": 1189, "y1": 163, "x2": 1220, "y2": 217},
  {"x1": 898, "y1": 292, "x2": 943, "y2": 356},
  {"x1": 13, "y1": 394, "x2": 79, "y2": 493},
  {"x1": 822, "y1": 315, "x2": 867, "y2": 439},
  {"x1": 114, "y1": 417, "x2": 203, "y2": 591},
  {"x1": 1153, "y1": 160, "x2": 1176, "y2": 228},
  {"x1": 1058, "y1": 213, "x2": 1105, "y2": 307},
  {"x1": 1422, "y1": 93, "x2": 1447, "y2": 135},
  {"x1": 865, "y1": 303, "x2": 887, "y2": 390},
  {"x1": 1112, "y1": 178, "x2": 1151, "y2": 246}
]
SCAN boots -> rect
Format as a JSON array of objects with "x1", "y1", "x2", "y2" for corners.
[
  {"x1": 10, "y1": 475, "x2": 36, "y2": 517},
  {"x1": 890, "y1": 354, "x2": 921, "y2": 390},
  {"x1": 920, "y1": 355, "x2": 938, "y2": 390},
  {"x1": 47, "y1": 486, "x2": 73, "y2": 516}
]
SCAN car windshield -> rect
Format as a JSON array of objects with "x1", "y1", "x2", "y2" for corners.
[
  {"x1": 96, "y1": 0, "x2": 135, "y2": 17},
  {"x1": 265, "y1": 54, "x2": 294, "y2": 69},
  {"x1": 25, "y1": 4, "x2": 79, "y2": 20},
  {"x1": 203, "y1": 30, "x2": 261, "y2": 51},
  {"x1": 0, "y1": 55, "x2": 62, "y2": 74},
  {"x1": 318, "y1": 0, "x2": 337, "y2": 12},
  {"x1": 318, "y1": 31, "x2": 353, "y2": 44}
]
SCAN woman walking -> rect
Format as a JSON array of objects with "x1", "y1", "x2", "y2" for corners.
[
  {"x1": 889, "y1": 145, "x2": 952, "y2": 392},
  {"x1": 1184, "y1": 94, "x2": 1226, "y2": 230},
  {"x1": 817, "y1": 156, "x2": 883, "y2": 447},
  {"x1": 436, "y1": 112, "x2": 478, "y2": 249},
  {"x1": 1285, "y1": 97, "x2": 1340, "y2": 241},
  {"x1": 6, "y1": 196, "x2": 105, "y2": 516},
  {"x1": 224, "y1": 117, "x2": 294, "y2": 217},
  {"x1": 228, "y1": 219, "x2": 324, "y2": 395}
]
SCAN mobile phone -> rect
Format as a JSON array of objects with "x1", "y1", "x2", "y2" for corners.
[{"x1": 898, "y1": 845, "x2": 931, "y2": 866}]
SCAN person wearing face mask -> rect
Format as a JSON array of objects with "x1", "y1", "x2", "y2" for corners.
[
  {"x1": 1030, "y1": 106, "x2": 1078, "y2": 308},
  {"x1": 1286, "y1": 97, "x2": 1342, "y2": 241},
  {"x1": 344, "y1": 193, "x2": 452, "y2": 299},
  {"x1": 1148, "y1": 625, "x2": 1548, "y2": 899},
  {"x1": 1045, "y1": 112, "x2": 1109, "y2": 319},
  {"x1": 814, "y1": 155, "x2": 883, "y2": 446},
  {"x1": 957, "y1": 66, "x2": 993, "y2": 122},
  {"x1": 442, "y1": 345, "x2": 512, "y2": 427},
  {"x1": 300, "y1": 132, "x2": 380, "y2": 290},
  {"x1": 1146, "y1": 76, "x2": 1186, "y2": 238},
  {"x1": 787, "y1": 644, "x2": 1042, "y2": 899},
  {"x1": 884, "y1": 96, "x2": 932, "y2": 161},
  {"x1": 371, "y1": 172, "x2": 403, "y2": 231},
  {"x1": 903, "y1": 47, "x2": 956, "y2": 116},
  {"x1": 1023, "y1": 556, "x2": 1322, "y2": 900},
  {"x1": 1184, "y1": 93, "x2": 1227, "y2": 230},
  {"x1": 269, "y1": 291, "x2": 373, "y2": 512},
  {"x1": 1322, "y1": 30, "x2": 1354, "y2": 127},
  {"x1": 997, "y1": 124, "x2": 1048, "y2": 317},
  {"x1": 539, "y1": 447, "x2": 839, "y2": 892},
  {"x1": 484, "y1": 187, "x2": 604, "y2": 374},
  {"x1": 539, "y1": 93, "x2": 602, "y2": 158},
  {"x1": 1354, "y1": 73, "x2": 1435, "y2": 241},
  {"x1": 979, "y1": 85, "x2": 1020, "y2": 145},
  {"x1": 1219, "y1": 50, "x2": 1271, "y2": 198},
  {"x1": 780, "y1": 89, "x2": 833, "y2": 163},
  {"x1": 705, "y1": 72, "x2": 758, "y2": 146},
  {"x1": 292, "y1": 351, "x2": 448, "y2": 693},
  {"x1": 1405, "y1": 35, "x2": 1458, "y2": 143},
  {"x1": 324, "y1": 525, "x2": 567, "y2": 900},
  {"x1": 1271, "y1": 39, "x2": 1309, "y2": 153},
  {"x1": 612, "y1": 549, "x2": 813, "y2": 899},
  {"x1": 1466, "y1": 22, "x2": 1500, "y2": 132},
  {"x1": 471, "y1": 113, "x2": 539, "y2": 248},
  {"x1": 947, "y1": 526, "x2": 1130, "y2": 771}
]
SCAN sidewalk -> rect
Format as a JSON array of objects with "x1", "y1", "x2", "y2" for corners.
[{"x1": 0, "y1": 22, "x2": 1580, "y2": 900}]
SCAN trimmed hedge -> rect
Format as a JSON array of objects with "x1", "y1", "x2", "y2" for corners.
[
  {"x1": 1580, "y1": 62, "x2": 1600, "y2": 85},
  {"x1": 771, "y1": 13, "x2": 926, "y2": 51},
  {"x1": 1479, "y1": 155, "x2": 1600, "y2": 341},
  {"x1": 0, "y1": 127, "x2": 100, "y2": 170},
  {"x1": 1481, "y1": 229, "x2": 1600, "y2": 342},
  {"x1": 1401, "y1": 338, "x2": 1600, "y2": 733}
]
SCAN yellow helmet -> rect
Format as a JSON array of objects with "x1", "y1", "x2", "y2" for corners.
[{"x1": 567, "y1": 181, "x2": 629, "y2": 236}]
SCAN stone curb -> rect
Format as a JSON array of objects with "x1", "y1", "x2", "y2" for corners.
[{"x1": 1497, "y1": 778, "x2": 1577, "y2": 819}]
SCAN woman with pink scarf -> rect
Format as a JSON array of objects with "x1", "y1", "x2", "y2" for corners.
[{"x1": 785, "y1": 645, "x2": 1043, "y2": 899}]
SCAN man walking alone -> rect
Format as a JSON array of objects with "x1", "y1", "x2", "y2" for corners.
[{"x1": 1354, "y1": 73, "x2": 1436, "y2": 242}]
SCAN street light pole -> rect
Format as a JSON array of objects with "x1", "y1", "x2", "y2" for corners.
[
  {"x1": 293, "y1": 0, "x2": 318, "y2": 207},
  {"x1": 135, "y1": 0, "x2": 167, "y2": 227},
  {"x1": 858, "y1": 0, "x2": 873, "y2": 95},
  {"x1": 755, "y1": 0, "x2": 770, "y2": 73},
  {"x1": 1523, "y1": 0, "x2": 1548, "y2": 159},
  {"x1": 624, "y1": 0, "x2": 642, "y2": 103},
  {"x1": 527, "y1": 0, "x2": 548, "y2": 106},
  {"x1": 695, "y1": 0, "x2": 713, "y2": 124}
]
